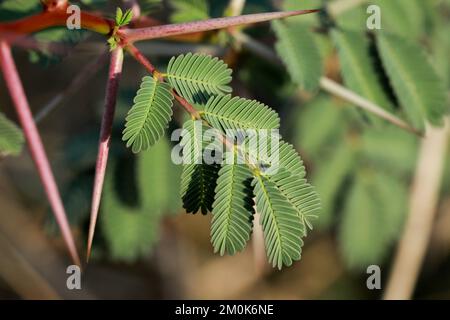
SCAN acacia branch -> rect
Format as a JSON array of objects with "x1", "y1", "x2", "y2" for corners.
[
  {"x1": 86, "y1": 48, "x2": 124, "y2": 262},
  {"x1": 120, "y1": 10, "x2": 319, "y2": 43},
  {"x1": 0, "y1": 41, "x2": 80, "y2": 266}
]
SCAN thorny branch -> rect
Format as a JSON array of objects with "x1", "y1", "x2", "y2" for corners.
[
  {"x1": 0, "y1": 41, "x2": 81, "y2": 266},
  {"x1": 86, "y1": 48, "x2": 124, "y2": 261}
]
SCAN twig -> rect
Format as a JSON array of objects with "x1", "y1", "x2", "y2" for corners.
[
  {"x1": 86, "y1": 48, "x2": 124, "y2": 262},
  {"x1": 231, "y1": 31, "x2": 421, "y2": 136},
  {"x1": 120, "y1": 10, "x2": 319, "y2": 43},
  {"x1": 384, "y1": 119, "x2": 450, "y2": 300},
  {"x1": 0, "y1": 41, "x2": 80, "y2": 266},
  {"x1": 35, "y1": 50, "x2": 109, "y2": 124},
  {"x1": 319, "y1": 78, "x2": 421, "y2": 136}
]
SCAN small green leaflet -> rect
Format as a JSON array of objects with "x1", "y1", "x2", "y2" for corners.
[
  {"x1": 211, "y1": 161, "x2": 255, "y2": 256},
  {"x1": 123, "y1": 76, "x2": 174, "y2": 153},
  {"x1": 115, "y1": 8, "x2": 133, "y2": 27},
  {"x1": 166, "y1": 53, "x2": 232, "y2": 104}
]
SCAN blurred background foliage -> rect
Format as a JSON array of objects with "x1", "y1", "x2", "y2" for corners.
[{"x1": 1, "y1": 0, "x2": 450, "y2": 299}]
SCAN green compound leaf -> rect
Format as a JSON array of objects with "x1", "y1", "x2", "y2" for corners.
[
  {"x1": 211, "y1": 162, "x2": 255, "y2": 256},
  {"x1": 202, "y1": 95, "x2": 280, "y2": 133},
  {"x1": 0, "y1": 112, "x2": 24, "y2": 157},
  {"x1": 332, "y1": 29, "x2": 394, "y2": 121},
  {"x1": 253, "y1": 175, "x2": 304, "y2": 270},
  {"x1": 376, "y1": 33, "x2": 448, "y2": 131},
  {"x1": 272, "y1": 20, "x2": 323, "y2": 92},
  {"x1": 123, "y1": 76, "x2": 174, "y2": 153},
  {"x1": 166, "y1": 53, "x2": 232, "y2": 104}
]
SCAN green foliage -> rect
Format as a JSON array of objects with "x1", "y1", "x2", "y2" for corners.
[
  {"x1": 312, "y1": 142, "x2": 355, "y2": 228},
  {"x1": 295, "y1": 95, "x2": 347, "y2": 155},
  {"x1": 253, "y1": 174, "x2": 304, "y2": 269},
  {"x1": 339, "y1": 171, "x2": 407, "y2": 268},
  {"x1": 101, "y1": 166, "x2": 159, "y2": 262},
  {"x1": 119, "y1": 52, "x2": 320, "y2": 268},
  {"x1": 335, "y1": 5, "x2": 366, "y2": 31},
  {"x1": 166, "y1": 53, "x2": 232, "y2": 104},
  {"x1": 99, "y1": 138, "x2": 179, "y2": 261},
  {"x1": 375, "y1": 0, "x2": 426, "y2": 41},
  {"x1": 361, "y1": 127, "x2": 417, "y2": 175},
  {"x1": 0, "y1": 112, "x2": 24, "y2": 157},
  {"x1": 376, "y1": 32, "x2": 448, "y2": 131},
  {"x1": 272, "y1": 20, "x2": 322, "y2": 92},
  {"x1": 332, "y1": 29, "x2": 393, "y2": 120},
  {"x1": 169, "y1": 0, "x2": 209, "y2": 23},
  {"x1": 210, "y1": 161, "x2": 255, "y2": 255},
  {"x1": 138, "y1": 137, "x2": 180, "y2": 213},
  {"x1": 295, "y1": 93, "x2": 416, "y2": 267},
  {"x1": 123, "y1": 76, "x2": 174, "y2": 153},
  {"x1": 203, "y1": 95, "x2": 280, "y2": 132}
]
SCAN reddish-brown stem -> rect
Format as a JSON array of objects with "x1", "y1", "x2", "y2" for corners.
[
  {"x1": 0, "y1": 9, "x2": 113, "y2": 42},
  {"x1": 126, "y1": 44, "x2": 201, "y2": 118},
  {"x1": 0, "y1": 41, "x2": 81, "y2": 266},
  {"x1": 173, "y1": 94, "x2": 201, "y2": 118},
  {"x1": 120, "y1": 10, "x2": 319, "y2": 43},
  {"x1": 127, "y1": 44, "x2": 157, "y2": 74},
  {"x1": 86, "y1": 48, "x2": 124, "y2": 262}
]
